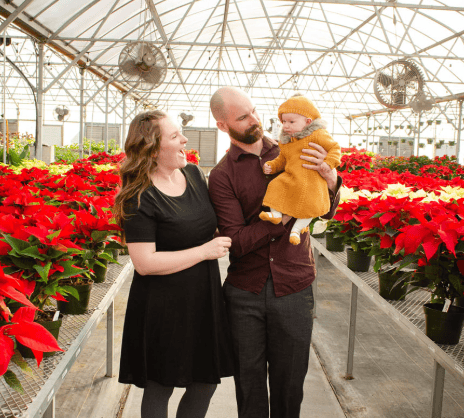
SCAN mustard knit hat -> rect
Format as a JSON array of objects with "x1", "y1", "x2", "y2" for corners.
[{"x1": 278, "y1": 93, "x2": 321, "y2": 122}]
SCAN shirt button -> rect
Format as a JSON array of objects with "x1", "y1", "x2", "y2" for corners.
[
  {"x1": 271, "y1": 238, "x2": 275, "y2": 241},
  {"x1": 259, "y1": 156, "x2": 262, "y2": 160},
  {"x1": 270, "y1": 258, "x2": 274, "y2": 262}
]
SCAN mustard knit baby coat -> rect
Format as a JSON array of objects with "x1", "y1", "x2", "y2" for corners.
[{"x1": 262, "y1": 119, "x2": 341, "y2": 219}]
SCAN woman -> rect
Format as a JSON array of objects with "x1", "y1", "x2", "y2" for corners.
[{"x1": 113, "y1": 110, "x2": 234, "y2": 418}]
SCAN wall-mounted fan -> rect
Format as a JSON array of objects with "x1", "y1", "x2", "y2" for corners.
[
  {"x1": 54, "y1": 105, "x2": 70, "y2": 122},
  {"x1": 178, "y1": 112, "x2": 194, "y2": 127},
  {"x1": 374, "y1": 60, "x2": 425, "y2": 109},
  {"x1": 118, "y1": 42, "x2": 168, "y2": 91}
]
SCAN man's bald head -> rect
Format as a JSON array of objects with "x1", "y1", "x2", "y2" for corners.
[{"x1": 210, "y1": 87, "x2": 252, "y2": 122}]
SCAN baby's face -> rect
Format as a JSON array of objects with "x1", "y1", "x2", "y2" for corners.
[{"x1": 281, "y1": 113, "x2": 312, "y2": 136}]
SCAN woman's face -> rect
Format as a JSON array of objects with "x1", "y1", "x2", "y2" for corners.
[{"x1": 157, "y1": 117, "x2": 189, "y2": 170}]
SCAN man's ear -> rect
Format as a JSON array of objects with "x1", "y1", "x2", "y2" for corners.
[{"x1": 216, "y1": 121, "x2": 228, "y2": 133}]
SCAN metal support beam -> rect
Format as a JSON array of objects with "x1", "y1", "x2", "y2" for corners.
[
  {"x1": 122, "y1": 93, "x2": 127, "y2": 150},
  {"x1": 79, "y1": 67, "x2": 85, "y2": 159},
  {"x1": 345, "y1": 283, "x2": 358, "y2": 380},
  {"x1": 105, "y1": 85, "x2": 109, "y2": 153},
  {"x1": 2, "y1": 30, "x2": 6, "y2": 164},
  {"x1": 430, "y1": 361, "x2": 445, "y2": 418},
  {"x1": 0, "y1": 0, "x2": 37, "y2": 34},
  {"x1": 36, "y1": 42, "x2": 44, "y2": 161},
  {"x1": 277, "y1": 0, "x2": 464, "y2": 11},
  {"x1": 217, "y1": 0, "x2": 230, "y2": 72},
  {"x1": 43, "y1": 396, "x2": 55, "y2": 418},
  {"x1": 106, "y1": 301, "x2": 114, "y2": 377},
  {"x1": 457, "y1": 100, "x2": 463, "y2": 164}
]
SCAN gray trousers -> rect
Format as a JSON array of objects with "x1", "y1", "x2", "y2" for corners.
[{"x1": 223, "y1": 275, "x2": 314, "y2": 418}]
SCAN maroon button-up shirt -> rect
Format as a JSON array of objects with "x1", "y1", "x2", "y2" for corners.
[{"x1": 208, "y1": 136, "x2": 342, "y2": 297}]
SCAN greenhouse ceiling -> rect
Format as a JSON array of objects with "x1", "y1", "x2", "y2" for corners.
[{"x1": 1, "y1": 0, "x2": 464, "y2": 138}]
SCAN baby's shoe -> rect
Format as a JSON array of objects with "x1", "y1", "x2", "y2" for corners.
[
  {"x1": 259, "y1": 211, "x2": 282, "y2": 224},
  {"x1": 289, "y1": 231, "x2": 301, "y2": 245}
]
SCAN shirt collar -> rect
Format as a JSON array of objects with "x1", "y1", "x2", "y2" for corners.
[{"x1": 228, "y1": 136, "x2": 275, "y2": 162}]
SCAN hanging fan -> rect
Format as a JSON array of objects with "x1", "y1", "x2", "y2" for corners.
[
  {"x1": 266, "y1": 118, "x2": 279, "y2": 133},
  {"x1": 410, "y1": 91, "x2": 435, "y2": 114},
  {"x1": 178, "y1": 112, "x2": 194, "y2": 127},
  {"x1": 374, "y1": 60, "x2": 425, "y2": 109},
  {"x1": 118, "y1": 42, "x2": 168, "y2": 91},
  {"x1": 54, "y1": 105, "x2": 70, "y2": 122}
]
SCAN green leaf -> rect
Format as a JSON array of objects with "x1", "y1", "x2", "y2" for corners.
[
  {"x1": 34, "y1": 262, "x2": 52, "y2": 282},
  {"x1": 46, "y1": 230, "x2": 61, "y2": 240},
  {"x1": 91, "y1": 230, "x2": 110, "y2": 243},
  {"x1": 19, "y1": 246, "x2": 45, "y2": 260},
  {"x1": 9, "y1": 255, "x2": 36, "y2": 270},
  {"x1": 11, "y1": 351, "x2": 34, "y2": 377},
  {"x1": 3, "y1": 370, "x2": 24, "y2": 394},
  {"x1": 98, "y1": 252, "x2": 115, "y2": 263},
  {"x1": 1, "y1": 234, "x2": 30, "y2": 253},
  {"x1": 54, "y1": 260, "x2": 83, "y2": 279},
  {"x1": 59, "y1": 285, "x2": 80, "y2": 300}
]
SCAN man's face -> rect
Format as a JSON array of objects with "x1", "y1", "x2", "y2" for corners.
[{"x1": 218, "y1": 92, "x2": 264, "y2": 144}]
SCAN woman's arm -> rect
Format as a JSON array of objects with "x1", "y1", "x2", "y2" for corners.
[{"x1": 128, "y1": 236, "x2": 231, "y2": 276}]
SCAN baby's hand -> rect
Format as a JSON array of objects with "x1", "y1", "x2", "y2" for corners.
[{"x1": 263, "y1": 163, "x2": 272, "y2": 174}]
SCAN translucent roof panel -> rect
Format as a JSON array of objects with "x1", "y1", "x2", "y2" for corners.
[{"x1": 1, "y1": 0, "x2": 464, "y2": 134}]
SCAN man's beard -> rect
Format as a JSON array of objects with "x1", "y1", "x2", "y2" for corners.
[{"x1": 228, "y1": 124, "x2": 264, "y2": 145}]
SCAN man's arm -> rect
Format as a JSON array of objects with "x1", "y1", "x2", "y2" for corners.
[{"x1": 208, "y1": 169, "x2": 288, "y2": 258}]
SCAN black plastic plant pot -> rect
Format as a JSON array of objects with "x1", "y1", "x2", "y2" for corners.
[
  {"x1": 57, "y1": 279, "x2": 93, "y2": 315},
  {"x1": 311, "y1": 231, "x2": 326, "y2": 239},
  {"x1": 346, "y1": 248, "x2": 372, "y2": 272},
  {"x1": 17, "y1": 312, "x2": 63, "y2": 359},
  {"x1": 455, "y1": 296, "x2": 464, "y2": 308},
  {"x1": 92, "y1": 259, "x2": 108, "y2": 283},
  {"x1": 325, "y1": 232, "x2": 345, "y2": 252},
  {"x1": 378, "y1": 270, "x2": 408, "y2": 300},
  {"x1": 424, "y1": 303, "x2": 464, "y2": 345}
]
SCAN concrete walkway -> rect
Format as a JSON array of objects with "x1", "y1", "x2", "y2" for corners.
[
  {"x1": 53, "y1": 253, "x2": 464, "y2": 417},
  {"x1": 54, "y1": 255, "x2": 346, "y2": 418}
]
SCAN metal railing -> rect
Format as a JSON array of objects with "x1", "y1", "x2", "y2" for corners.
[
  {"x1": 0, "y1": 256, "x2": 134, "y2": 418},
  {"x1": 311, "y1": 237, "x2": 464, "y2": 418}
]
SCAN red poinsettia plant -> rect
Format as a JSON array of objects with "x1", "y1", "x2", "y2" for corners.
[{"x1": 392, "y1": 198, "x2": 464, "y2": 304}]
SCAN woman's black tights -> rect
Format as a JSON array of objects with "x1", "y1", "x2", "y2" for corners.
[{"x1": 141, "y1": 380, "x2": 217, "y2": 418}]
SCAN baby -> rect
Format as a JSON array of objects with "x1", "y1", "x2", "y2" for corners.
[{"x1": 259, "y1": 93, "x2": 341, "y2": 245}]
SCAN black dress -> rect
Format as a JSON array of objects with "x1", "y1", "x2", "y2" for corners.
[{"x1": 118, "y1": 164, "x2": 234, "y2": 388}]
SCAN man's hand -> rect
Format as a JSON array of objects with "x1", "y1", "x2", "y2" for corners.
[{"x1": 300, "y1": 142, "x2": 337, "y2": 192}]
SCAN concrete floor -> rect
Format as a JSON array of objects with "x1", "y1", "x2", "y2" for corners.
[{"x1": 53, "y1": 254, "x2": 464, "y2": 418}]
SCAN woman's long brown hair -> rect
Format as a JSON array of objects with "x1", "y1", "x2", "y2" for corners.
[{"x1": 113, "y1": 110, "x2": 167, "y2": 238}]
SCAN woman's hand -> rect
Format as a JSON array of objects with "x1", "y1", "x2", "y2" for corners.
[
  {"x1": 300, "y1": 142, "x2": 337, "y2": 192},
  {"x1": 201, "y1": 236, "x2": 232, "y2": 260}
]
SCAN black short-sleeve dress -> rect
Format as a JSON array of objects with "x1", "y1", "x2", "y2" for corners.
[{"x1": 118, "y1": 163, "x2": 234, "y2": 388}]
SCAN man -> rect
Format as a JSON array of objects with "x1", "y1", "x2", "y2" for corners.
[{"x1": 208, "y1": 87, "x2": 341, "y2": 418}]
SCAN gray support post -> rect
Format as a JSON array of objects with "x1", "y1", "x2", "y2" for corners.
[
  {"x1": 79, "y1": 67, "x2": 85, "y2": 159},
  {"x1": 345, "y1": 282, "x2": 358, "y2": 380},
  {"x1": 366, "y1": 116, "x2": 370, "y2": 151},
  {"x1": 43, "y1": 396, "x2": 55, "y2": 418},
  {"x1": 105, "y1": 85, "x2": 109, "y2": 153},
  {"x1": 457, "y1": 100, "x2": 463, "y2": 164},
  {"x1": 416, "y1": 112, "x2": 422, "y2": 156},
  {"x1": 430, "y1": 361, "x2": 445, "y2": 418},
  {"x1": 122, "y1": 93, "x2": 127, "y2": 149},
  {"x1": 312, "y1": 246, "x2": 319, "y2": 318},
  {"x1": 106, "y1": 301, "x2": 114, "y2": 377},
  {"x1": 2, "y1": 31, "x2": 6, "y2": 164},
  {"x1": 36, "y1": 42, "x2": 44, "y2": 161},
  {"x1": 348, "y1": 118, "x2": 352, "y2": 148}
]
